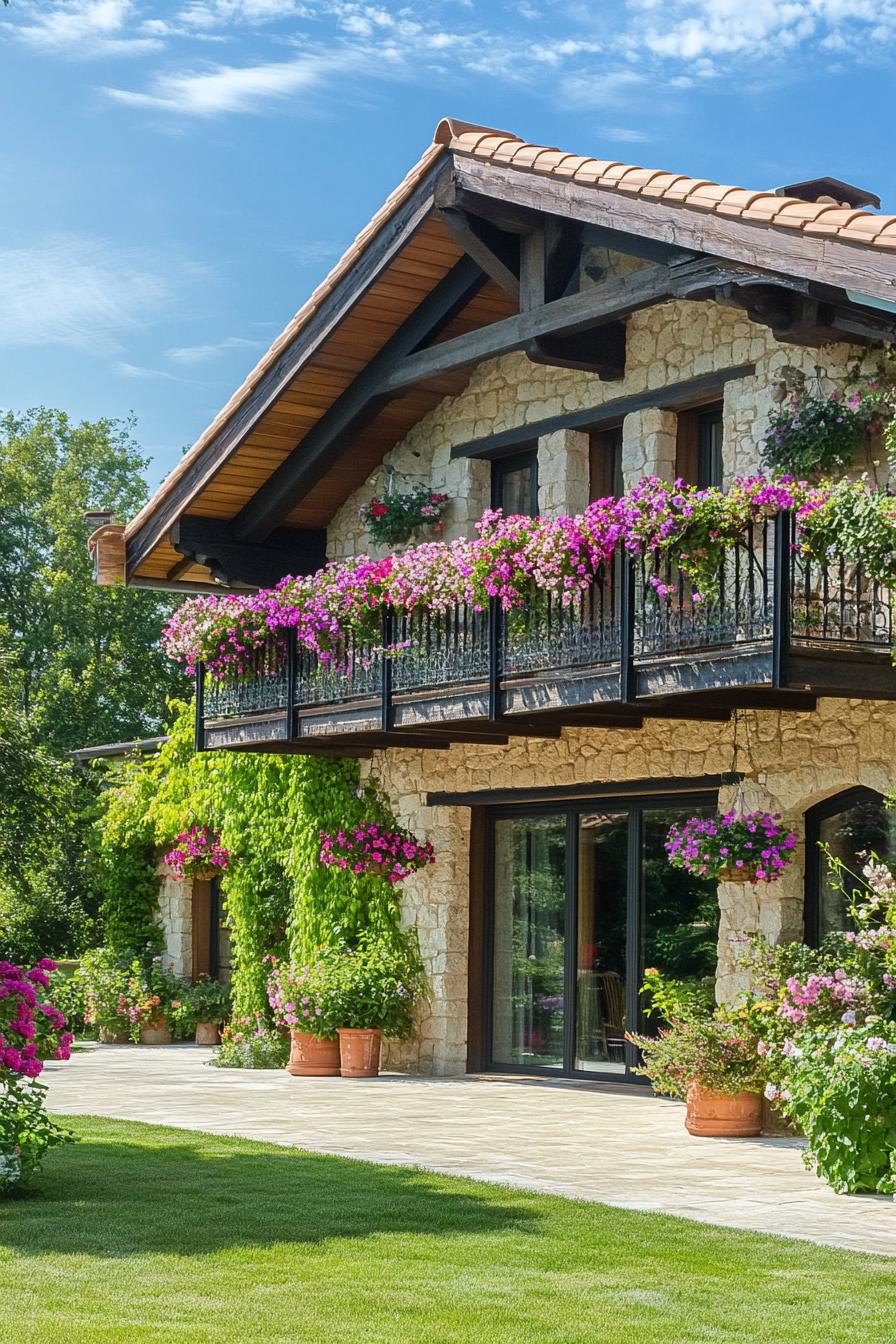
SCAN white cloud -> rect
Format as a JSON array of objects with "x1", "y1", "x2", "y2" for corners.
[
  {"x1": 15, "y1": 0, "x2": 163, "y2": 57},
  {"x1": 104, "y1": 51, "x2": 345, "y2": 114},
  {"x1": 166, "y1": 335, "x2": 264, "y2": 363},
  {"x1": 628, "y1": 0, "x2": 896, "y2": 62},
  {"x1": 115, "y1": 360, "x2": 187, "y2": 380},
  {"x1": 603, "y1": 126, "x2": 650, "y2": 143},
  {"x1": 0, "y1": 235, "x2": 170, "y2": 352}
]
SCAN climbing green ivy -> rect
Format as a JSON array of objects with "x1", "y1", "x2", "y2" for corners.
[{"x1": 95, "y1": 701, "x2": 406, "y2": 1018}]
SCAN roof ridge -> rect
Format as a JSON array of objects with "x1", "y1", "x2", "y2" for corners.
[{"x1": 444, "y1": 126, "x2": 896, "y2": 249}]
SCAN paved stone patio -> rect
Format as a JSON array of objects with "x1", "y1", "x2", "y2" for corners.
[{"x1": 42, "y1": 1043, "x2": 896, "y2": 1256}]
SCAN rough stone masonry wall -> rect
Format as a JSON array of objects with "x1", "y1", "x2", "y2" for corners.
[{"x1": 372, "y1": 700, "x2": 896, "y2": 1075}]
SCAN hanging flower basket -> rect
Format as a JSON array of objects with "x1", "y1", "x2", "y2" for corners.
[
  {"x1": 665, "y1": 811, "x2": 797, "y2": 884},
  {"x1": 164, "y1": 826, "x2": 230, "y2": 881},
  {"x1": 318, "y1": 823, "x2": 435, "y2": 883},
  {"x1": 358, "y1": 486, "x2": 449, "y2": 547}
]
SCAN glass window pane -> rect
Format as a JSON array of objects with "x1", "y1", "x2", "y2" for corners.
[
  {"x1": 576, "y1": 812, "x2": 628, "y2": 1074},
  {"x1": 492, "y1": 815, "x2": 566, "y2": 1069},
  {"x1": 641, "y1": 806, "x2": 719, "y2": 1015},
  {"x1": 500, "y1": 463, "x2": 535, "y2": 517},
  {"x1": 817, "y1": 795, "x2": 893, "y2": 938}
]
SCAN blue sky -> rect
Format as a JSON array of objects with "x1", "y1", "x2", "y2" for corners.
[{"x1": 3, "y1": 0, "x2": 896, "y2": 489}]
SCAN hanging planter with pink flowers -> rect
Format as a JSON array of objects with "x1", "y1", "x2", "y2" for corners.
[
  {"x1": 164, "y1": 826, "x2": 231, "y2": 881},
  {"x1": 665, "y1": 811, "x2": 797, "y2": 884},
  {"x1": 318, "y1": 823, "x2": 435, "y2": 884}
]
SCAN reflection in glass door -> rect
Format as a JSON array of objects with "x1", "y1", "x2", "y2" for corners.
[
  {"x1": 576, "y1": 812, "x2": 628, "y2": 1074},
  {"x1": 487, "y1": 798, "x2": 720, "y2": 1079},
  {"x1": 491, "y1": 814, "x2": 566, "y2": 1069}
]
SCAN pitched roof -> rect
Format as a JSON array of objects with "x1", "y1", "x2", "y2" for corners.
[
  {"x1": 120, "y1": 117, "x2": 896, "y2": 589},
  {"x1": 435, "y1": 118, "x2": 896, "y2": 250}
]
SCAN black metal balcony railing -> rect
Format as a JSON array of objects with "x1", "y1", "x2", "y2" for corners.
[{"x1": 197, "y1": 512, "x2": 896, "y2": 747}]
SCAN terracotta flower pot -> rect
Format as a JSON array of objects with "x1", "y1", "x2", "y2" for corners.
[
  {"x1": 717, "y1": 865, "x2": 758, "y2": 884},
  {"x1": 139, "y1": 1017, "x2": 173, "y2": 1046},
  {"x1": 195, "y1": 1021, "x2": 220, "y2": 1046},
  {"x1": 287, "y1": 1030, "x2": 341, "y2": 1077},
  {"x1": 337, "y1": 1027, "x2": 382, "y2": 1078},
  {"x1": 685, "y1": 1082, "x2": 762, "y2": 1137}
]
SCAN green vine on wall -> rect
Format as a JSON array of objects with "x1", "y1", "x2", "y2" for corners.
[{"x1": 94, "y1": 701, "x2": 407, "y2": 1019}]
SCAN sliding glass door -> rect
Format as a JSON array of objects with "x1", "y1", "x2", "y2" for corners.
[{"x1": 487, "y1": 797, "x2": 717, "y2": 1080}]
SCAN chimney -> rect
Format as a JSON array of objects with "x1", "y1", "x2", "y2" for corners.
[{"x1": 775, "y1": 177, "x2": 881, "y2": 210}]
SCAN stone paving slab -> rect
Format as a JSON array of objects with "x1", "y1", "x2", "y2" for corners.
[{"x1": 41, "y1": 1044, "x2": 896, "y2": 1257}]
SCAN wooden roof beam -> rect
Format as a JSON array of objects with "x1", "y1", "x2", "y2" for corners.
[
  {"x1": 435, "y1": 207, "x2": 520, "y2": 299},
  {"x1": 233, "y1": 254, "x2": 487, "y2": 545},
  {"x1": 379, "y1": 256, "x2": 752, "y2": 396}
]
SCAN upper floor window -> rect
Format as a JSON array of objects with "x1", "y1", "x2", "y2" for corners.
[
  {"x1": 589, "y1": 426, "x2": 623, "y2": 500},
  {"x1": 804, "y1": 787, "x2": 893, "y2": 945},
  {"x1": 492, "y1": 450, "x2": 539, "y2": 517},
  {"x1": 676, "y1": 402, "x2": 724, "y2": 489}
]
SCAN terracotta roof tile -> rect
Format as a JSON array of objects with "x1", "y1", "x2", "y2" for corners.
[
  {"x1": 443, "y1": 122, "x2": 893, "y2": 252},
  {"x1": 638, "y1": 172, "x2": 689, "y2": 199}
]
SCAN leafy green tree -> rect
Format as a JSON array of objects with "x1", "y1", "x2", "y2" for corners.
[
  {"x1": 0, "y1": 653, "x2": 97, "y2": 964},
  {"x1": 0, "y1": 408, "x2": 185, "y2": 754}
]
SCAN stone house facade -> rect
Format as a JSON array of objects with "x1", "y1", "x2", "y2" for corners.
[{"x1": 94, "y1": 119, "x2": 896, "y2": 1081}]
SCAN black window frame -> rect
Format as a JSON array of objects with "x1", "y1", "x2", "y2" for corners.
[
  {"x1": 803, "y1": 785, "x2": 886, "y2": 946},
  {"x1": 490, "y1": 448, "x2": 539, "y2": 516},
  {"x1": 481, "y1": 787, "x2": 719, "y2": 1083},
  {"x1": 696, "y1": 403, "x2": 724, "y2": 490}
]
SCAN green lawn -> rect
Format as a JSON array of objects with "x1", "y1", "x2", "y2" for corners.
[{"x1": 0, "y1": 1118, "x2": 894, "y2": 1344}]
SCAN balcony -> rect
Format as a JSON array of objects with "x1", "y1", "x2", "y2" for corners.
[{"x1": 195, "y1": 514, "x2": 896, "y2": 755}]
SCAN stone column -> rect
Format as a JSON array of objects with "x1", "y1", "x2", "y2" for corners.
[
  {"x1": 156, "y1": 863, "x2": 193, "y2": 978},
  {"x1": 443, "y1": 453, "x2": 491, "y2": 538},
  {"x1": 621, "y1": 407, "x2": 678, "y2": 490},
  {"x1": 713, "y1": 780, "x2": 805, "y2": 1004},
  {"x1": 537, "y1": 428, "x2": 590, "y2": 517}
]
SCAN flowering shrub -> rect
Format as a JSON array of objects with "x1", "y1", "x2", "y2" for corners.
[
  {"x1": 319, "y1": 823, "x2": 435, "y2": 884},
  {"x1": 210, "y1": 1013, "x2": 290, "y2": 1069},
  {"x1": 739, "y1": 848, "x2": 896, "y2": 1192},
  {"x1": 665, "y1": 811, "x2": 797, "y2": 883},
  {"x1": 266, "y1": 952, "x2": 341, "y2": 1038},
  {"x1": 163, "y1": 474, "x2": 847, "y2": 680},
  {"x1": 1, "y1": 958, "x2": 73, "y2": 1193},
  {"x1": 359, "y1": 486, "x2": 449, "y2": 546},
  {"x1": 768, "y1": 1024, "x2": 896, "y2": 1195},
  {"x1": 76, "y1": 946, "x2": 132, "y2": 1040},
  {"x1": 164, "y1": 826, "x2": 230, "y2": 880},
  {"x1": 627, "y1": 971, "x2": 762, "y2": 1099}
]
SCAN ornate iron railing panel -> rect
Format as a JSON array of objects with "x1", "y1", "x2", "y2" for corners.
[
  {"x1": 634, "y1": 520, "x2": 774, "y2": 657},
  {"x1": 392, "y1": 603, "x2": 490, "y2": 691},
  {"x1": 501, "y1": 560, "x2": 622, "y2": 675},
  {"x1": 790, "y1": 550, "x2": 893, "y2": 649},
  {"x1": 203, "y1": 637, "x2": 287, "y2": 719},
  {"x1": 294, "y1": 638, "x2": 383, "y2": 705}
]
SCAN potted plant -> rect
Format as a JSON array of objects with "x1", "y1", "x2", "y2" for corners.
[
  {"x1": 125, "y1": 957, "x2": 187, "y2": 1045},
  {"x1": 665, "y1": 810, "x2": 796, "y2": 884},
  {"x1": 319, "y1": 822, "x2": 435, "y2": 883},
  {"x1": 163, "y1": 826, "x2": 230, "y2": 881},
  {"x1": 170, "y1": 976, "x2": 232, "y2": 1045},
  {"x1": 358, "y1": 485, "x2": 449, "y2": 546},
  {"x1": 266, "y1": 954, "x2": 342, "y2": 1076},
  {"x1": 328, "y1": 932, "x2": 427, "y2": 1078},
  {"x1": 628, "y1": 974, "x2": 764, "y2": 1137}
]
